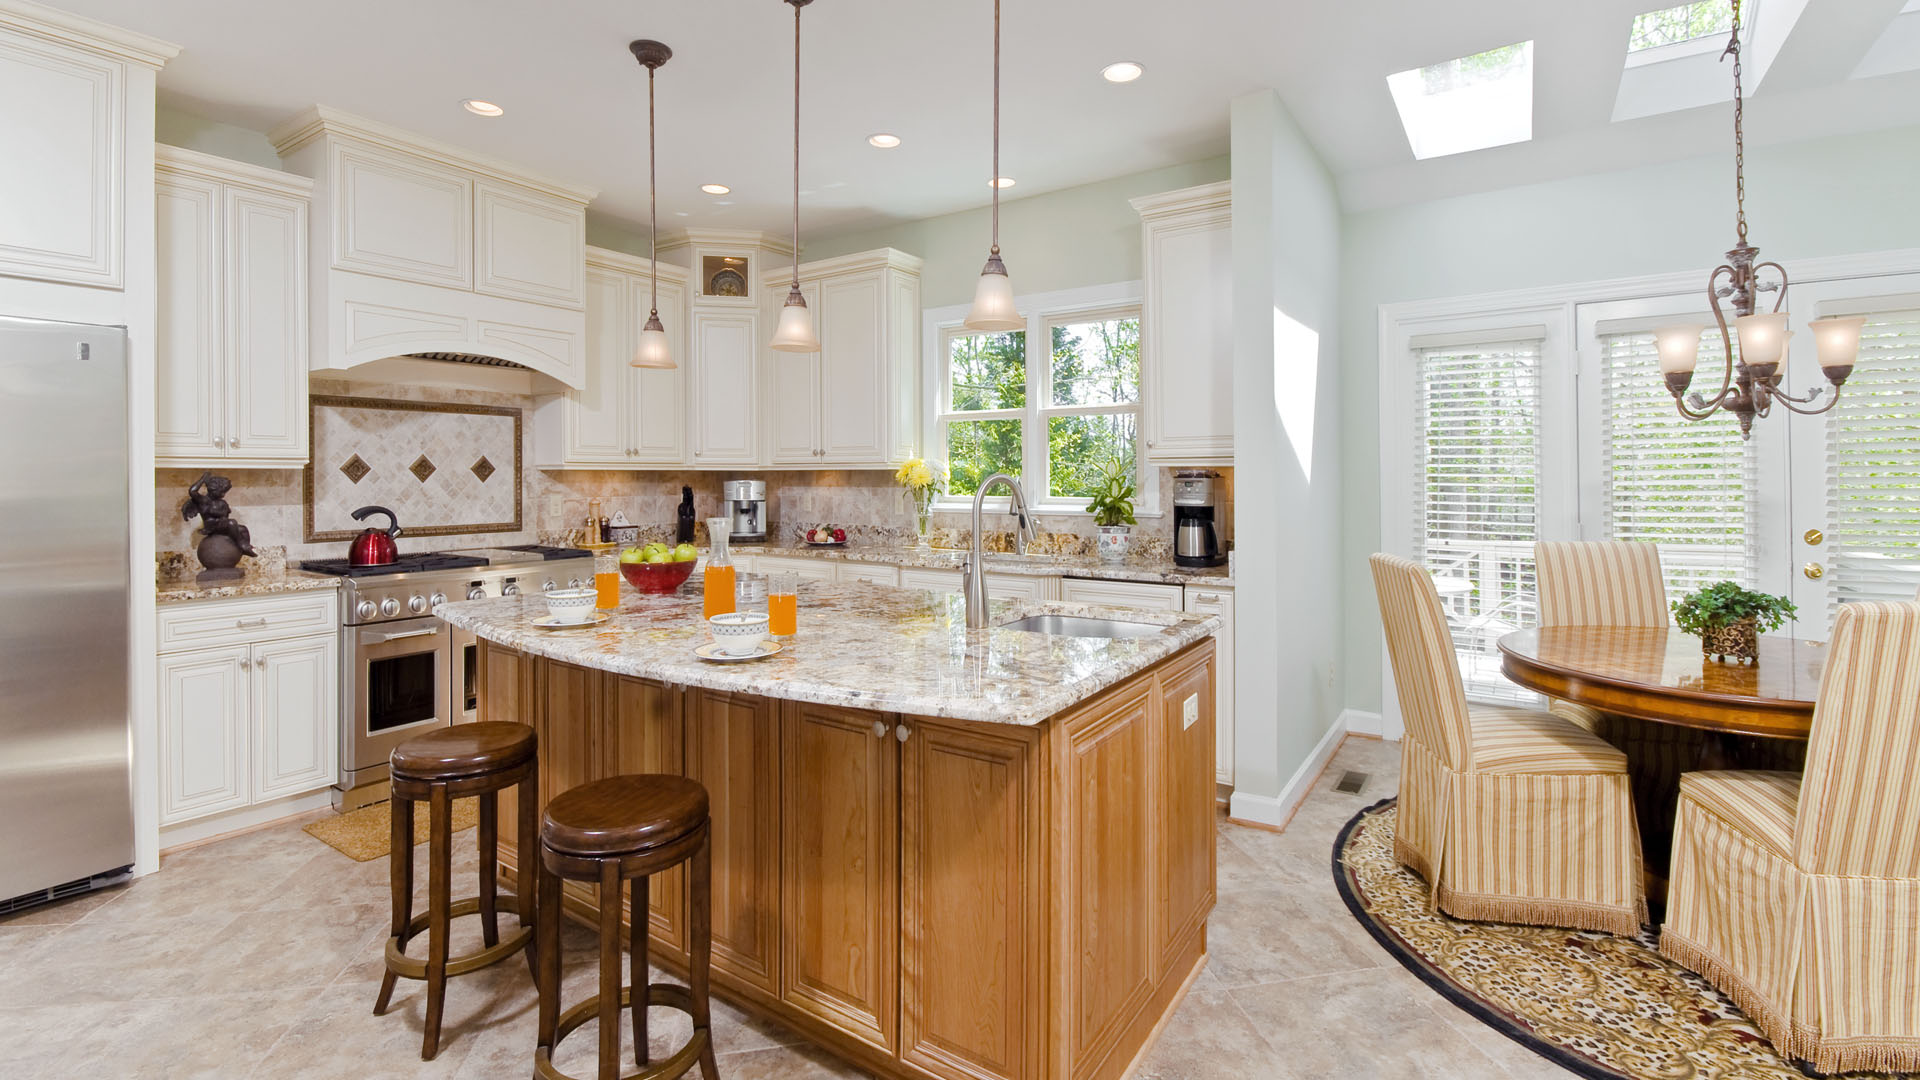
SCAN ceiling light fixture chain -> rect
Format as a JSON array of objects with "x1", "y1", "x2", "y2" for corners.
[
  {"x1": 1728, "y1": 0, "x2": 1746, "y2": 248},
  {"x1": 629, "y1": 38, "x2": 676, "y2": 369}
]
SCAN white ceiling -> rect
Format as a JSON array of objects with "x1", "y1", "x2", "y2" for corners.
[{"x1": 48, "y1": 0, "x2": 1920, "y2": 235}]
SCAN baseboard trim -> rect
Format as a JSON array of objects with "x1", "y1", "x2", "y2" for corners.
[
  {"x1": 1227, "y1": 713, "x2": 1349, "y2": 829},
  {"x1": 1340, "y1": 708, "x2": 1385, "y2": 737},
  {"x1": 157, "y1": 791, "x2": 336, "y2": 857}
]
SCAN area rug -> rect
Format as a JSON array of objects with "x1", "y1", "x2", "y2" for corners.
[
  {"x1": 1333, "y1": 799, "x2": 1917, "y2": 1080},
  {"x1": 303, "y1": 798, "x2": 479, "y2": 862}
]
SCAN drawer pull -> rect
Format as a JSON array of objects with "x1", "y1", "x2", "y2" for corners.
[
  {"x1": 1192, "y1": 593, "x2": 1221, "y2": 604},
  {"x1": 376, "y1": 627, "x2": 440, "y2": 643},
  {"x1": 234, "y1": 617, "x2": 269, "y2": 629}
]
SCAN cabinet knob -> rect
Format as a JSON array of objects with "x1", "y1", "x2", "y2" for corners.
[
  {"x1": 871, "y1": 720, "x2": 888, "y2": 739},
  {"x1": 229, "y1": 437, "x2": 240, "y2": 448},
  {"x1": 895, "y1": 724, "x2": 912, "y2": 743},
  {"x1": 212, "y1": 436, "x2": 225, "y2": 448}
]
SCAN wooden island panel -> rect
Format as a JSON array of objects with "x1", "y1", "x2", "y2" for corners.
[
  {"x1": 606, "y1": 674, "x2": 687, "y2": 960},
  {"x1": 685, "y1": 688, "x2": 782, "y2": 999}
]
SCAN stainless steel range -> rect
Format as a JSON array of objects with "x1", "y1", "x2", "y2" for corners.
[{"x1": 301, "y1": 545, "x2": 593, "y2": 810}]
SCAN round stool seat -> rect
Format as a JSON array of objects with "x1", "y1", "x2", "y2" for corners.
[
  {"x1": 391, "y1": 722, "x2": 536, "y2": 781},
  {"x1": 541, "y1": 775, "x2": 708, "y2": 858}
]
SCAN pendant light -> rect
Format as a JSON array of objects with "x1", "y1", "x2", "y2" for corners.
[
  {"x1": 629, "y1": 39, "x2": 676, "y2": 369},
  {"x1": 964, "y1": 0, "x2": 1021, "y2": 332},
  {"x1": 770, "y1": 0, "x2": 821, "y2": 352}
]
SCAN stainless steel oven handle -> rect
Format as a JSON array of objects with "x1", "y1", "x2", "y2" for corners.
[{"x1": 374, "y1": 627, "x2": 441, "y2": 643}]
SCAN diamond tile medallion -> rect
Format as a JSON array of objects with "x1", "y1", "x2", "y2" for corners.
[
  {"x1": 409, "y1": 455, "x2": 437, "y2": 483},
  {"x1": 337, "y1": 454, "x2": 370, "y2": 484},
  {"x1": 470, "y1": 456, "x2": 495, "y2": 483}
]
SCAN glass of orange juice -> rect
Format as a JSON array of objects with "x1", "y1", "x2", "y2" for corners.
[
  {"x1": 590, "y1": 543, "x2": 620, "y2": 609},
  {"x1": 768, "y1": 572, "x2": 798, "y2": 636},
  {"x1": 703, "y1": 517, "x2": 736, "y2": 620}
]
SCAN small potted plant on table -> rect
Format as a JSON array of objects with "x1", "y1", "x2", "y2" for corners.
[
  {"x1": 1671, "y1": 581, "x2": 1797, "y2": 664},
  {"x1": 1086, "y1": 454, "x2": 1137, "y2": 564}
]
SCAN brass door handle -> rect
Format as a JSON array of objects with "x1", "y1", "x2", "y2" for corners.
[
  {"x1": 1804, "y1": 528, "x2": 1824, "y2": 546},
  {"x1": 1804, "y1": 562, "x2": 1825, "y2": 580}
]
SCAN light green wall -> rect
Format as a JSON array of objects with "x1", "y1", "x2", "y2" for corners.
[
  {"x1": 1338, "y1": 122, "x2": 1920, "y2": 715},
  {"x1": 155, "y1": 104, "x2": 282, "y2": 170},
  {"x1": 805, "y1": 156, "x2": 1230, "y2": 308}
]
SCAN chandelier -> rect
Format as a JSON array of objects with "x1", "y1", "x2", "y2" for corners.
[{"x1": 1654, "y1": 0, "x2": 1863, "y2": 440}]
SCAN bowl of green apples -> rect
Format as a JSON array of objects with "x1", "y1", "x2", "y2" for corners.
[{"x1": 618, "y1": 541, "x2": 699, "y2": 594}]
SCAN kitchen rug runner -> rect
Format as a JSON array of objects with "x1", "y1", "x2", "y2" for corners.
[
  {"x1": 303, "y1": 798, "x2": 479, "y2": 862},
  {"x1": 1334, "y1": 799, "x2": 1917, "y2": 1080}
]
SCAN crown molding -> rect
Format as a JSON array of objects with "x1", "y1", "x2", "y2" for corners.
[
  {"x1": 585, "y1": 244, "x2": 692, "y2": 284},
  {"x1": 156, "y1": 143, "x2": 314, "y2": 198},
  {"x1": 0, "y1": 0, "x2": 180, "y2": 68},
  {"x1": 266, "y1": 104, "x2": 598, "y2": 205},
  {"x1": 758, "y1": 246, "x2": 924, "y2": 286},
  {"x1": 1129, "y1": 180, "x2": 1232, "y2": 221},
  {"x1": 657, "y1": 227, "x2": 796, "y2": 259}
]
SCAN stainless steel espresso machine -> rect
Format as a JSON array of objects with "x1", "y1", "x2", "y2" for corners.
[
  {"x1": 1172, "y1": 471, "x2": 1227, "y2": 568},
  {"x1": 723, "y1": 479, "x2": 769, "y2": 543}
]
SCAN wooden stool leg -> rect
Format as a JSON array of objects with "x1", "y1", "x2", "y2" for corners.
[
  {"x1": 421, "y1": 785, "x2": 453, "y2": 1060},
  {"x1": 598, "y1": 861, "x2": 622, "y2": 1080},
  {"x1": 689, "y1": 833, "x2": 718, "y2": 1080},
  {"x1": 631, "y1": 875, "x2": 649, "y2": 1065},
  {"x1": 374, "y1": 793, "x2": 414, "y2": 1015},
  {"x1": 519, "y1": 768, "x2": 539, "y2": 972},
  {"x1": 478, "y1": 791, "x2": 500, "y2": 948},
  {"x1": 536, "y1": 857, "x2": 562, "y2": 1053}
]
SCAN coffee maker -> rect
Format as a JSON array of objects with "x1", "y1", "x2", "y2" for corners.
[
  {"x1": 1172, "y1": 472, "x2": 1226, "y2": 568},
  {"x1": 723, "y1": 479, "x2": 768, "y2": 543}
]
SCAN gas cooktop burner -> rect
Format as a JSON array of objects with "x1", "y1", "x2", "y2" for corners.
[
  {"x1": 498, "y1": 544, "x2": 593, "y2": 561},
  {"x1": 299, "y1": 553, "x2": 491, "y2": 577}
]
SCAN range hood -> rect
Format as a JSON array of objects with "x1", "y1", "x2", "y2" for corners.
[{"x1": 404, "y1": 351, "x2": 531, "y2": 370}]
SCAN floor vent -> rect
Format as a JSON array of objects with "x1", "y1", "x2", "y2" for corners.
[
  {"x1": 0, "y1": 866, "x2": 131, "y2": 916},
  {"x1": 1333, "y1": 770, "x2": 1370, "y2": 795}
]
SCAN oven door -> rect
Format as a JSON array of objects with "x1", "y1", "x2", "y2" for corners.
[
  {"x1": 448, "y1": 622, "x2": 479, "y2": 724},
  {"x1": 347, "y1": 616, "x2": 451, "y2": 777}
]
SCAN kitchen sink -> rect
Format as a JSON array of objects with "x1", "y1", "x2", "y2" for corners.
[{"x1": 998, "y1": 614, "x2": 1170, "y2": 640}]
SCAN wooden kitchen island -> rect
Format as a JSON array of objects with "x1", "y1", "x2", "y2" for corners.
[{"x1": 437, "y1": 579, "x2": 1219, "y2": 1080}]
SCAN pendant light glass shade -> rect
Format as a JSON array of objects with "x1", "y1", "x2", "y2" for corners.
[
  {"x1": 633, "y1": 313, "x2": 674, "y2": 369},
  {"x1": 964, "y1": 0, "x2": 1016, "y2": 332},
  {"x1": 772, "y1": 0, "x2": 820, "y2": 353},
  {"x1": 630, "y1": 39, "x2": 676, "y2": 369}
]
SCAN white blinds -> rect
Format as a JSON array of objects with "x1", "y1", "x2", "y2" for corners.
[
  {"x1": 1599, "y1": 327, "x2": 1757, "y2": 603},
  {"x1": 1414, "y1": 337, "x2": 1542, "y2": 704},
  {"x1": 1825, "y1": 307, "x2": 1920, "y2": 613}
]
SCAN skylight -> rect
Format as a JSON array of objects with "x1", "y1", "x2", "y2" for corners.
[
  {"x1": 1629, "y1": 1, "x2": 1733, "y2": 52},
  {"x1": 1386, "y1": 41, "x2": 1534, "y2": 160}
]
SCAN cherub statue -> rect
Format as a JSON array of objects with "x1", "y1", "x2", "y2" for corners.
[{"x1": 183, "y1": 472, "x2": 255, "y2": 572}]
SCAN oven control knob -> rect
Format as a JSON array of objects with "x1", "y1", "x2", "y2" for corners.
[
  {"x1": 467, "y1": 585, "x2": 487, "y2": 601},
  {"x1": 379, "y1": 597, "x2": 401, "y2": 618},
  {"x1": 355, "y1": 599, "x2": 377, "y2": 621},
  {"x1": 542, "y1": 578, "x2": 557, "y2": 592},
  {"x1": 429, "y1": 591, "x2": 448, "y2": 608},
  {"x1": 502, "y1": 580, "x2": 520, "y2": 596},
  {"x1": 408, "y1": 594, "x2": 428, "y2": 614},
  {"x1": 569, "y1": 577, "x2": 585, "y2": 589}
]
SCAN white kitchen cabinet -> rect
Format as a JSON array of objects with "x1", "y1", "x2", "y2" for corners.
[
  {"x1": 330, "y1": 140, "x2": 472, "y2": 288},
  {"x1": 534, "y1": 248, "x2": 688, "y2": 468},
  {"x1": 1183, "y1": 584, "x2": 1237, "y2": 785},
  {"x1": 836, "y1": 562, "x2": 900, "y2": 588},
  {"x1": 157, "y1": 592, "x2": 340, "y2": 829},
  {"x1": 755, "y1": 554, "x2": 839, "y2": 585},
  {"x1": 1132, "y1": 182, "x2": 1233, "y2": 466},
  {"x1": 1059, "y1": 578, "x2": 1186, "y2": 612},
  {"x1": 690, "y1": 310, "x2": 761, "y2": 466},
  {"x1": 897, "y1": 567, "x2": 963, "y2": 595},
  {"x1": 759, "y1": 249, "x2": 921, "y2": 468},
  {"x1": 155, "y1": 147, "x2": 312, "y2": 466},
  {"x1": 897, "y1": 567, "x2": 1057, "y2": 602},
  {"x1": 474, "y1": 178, "x2": 584, "y2": 307}
]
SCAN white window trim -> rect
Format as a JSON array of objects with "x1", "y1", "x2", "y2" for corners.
[{"x1": 922, "y1": 280, "x2": 1157, "y2": 517}]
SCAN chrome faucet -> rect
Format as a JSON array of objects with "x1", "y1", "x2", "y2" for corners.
[{"x1": 964, "y1": 472, "x2": 1037, "y2": 629}]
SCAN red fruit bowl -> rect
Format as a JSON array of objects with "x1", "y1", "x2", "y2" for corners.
[{"x1": 619, "y1": 559, "x2": 697, "y2": 595}]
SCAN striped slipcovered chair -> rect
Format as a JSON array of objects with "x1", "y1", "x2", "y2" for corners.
[
  {"x1": 1661, "y1": 600, "x2": 1920, "y2": 1075},
  {"x1": 1371, "y1": 553, "x2": 1646, "y2": 935}
]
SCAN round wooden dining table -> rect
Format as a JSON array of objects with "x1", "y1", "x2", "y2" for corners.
[{"x1": 1497, "y1": 626, "x2": 1825, "y2": 740}]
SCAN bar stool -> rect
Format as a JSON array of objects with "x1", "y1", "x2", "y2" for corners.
[
  {"x1": 535, "y1": 774, "x2": 718, "y2": 1080},
  {"x1": 374, "y1": 722, "x2": 539, "y2": 1060}
]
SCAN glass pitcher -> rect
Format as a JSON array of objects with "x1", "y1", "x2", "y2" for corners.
[{"x1": 703, "y1": 517, "x2": 736, "y2": 619}]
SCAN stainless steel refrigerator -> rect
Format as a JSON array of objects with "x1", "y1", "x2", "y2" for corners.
[{"x1": 0, "y1": 315, "x2": 133, "y2": 908}]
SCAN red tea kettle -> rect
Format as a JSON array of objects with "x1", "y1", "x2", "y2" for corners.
[{"x1": 348, "y1": 505, "x2": 402, "y2": 567}]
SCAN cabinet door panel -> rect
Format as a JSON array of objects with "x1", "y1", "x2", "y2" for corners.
[
  {"x1": 252, "y1": 633, "x2": 338, "y2": 799},
  {"x1": 331, "y1": 143, "x2": 472, "y2": 287},
  {"x1": 1058, "y1": 579, "x2": 1183, "y2": 612},
  {"x1": 539, "y1": 661, "x2": 604, "y2": 910},
  {"x1": 0, "y1": 34, "x2": 121, "y2": 286},
  {"x1": 1154, "y1": 645, "x2": 1216, "y2": 973},
  {"x1": 686, "y1": 689, "x2": 781, "y2": 994},
  {"x1": 571, "y1": 266, "x2": 633, "y2": 464},
  {"x1": 479, "y1": 641, "x2": 533, "y2": 859},
  {"x1": 474, "y1": 180, "x2": 583, "y2": 307},
  {"x1": 819, "y1": 274, "x2": 887, "y2": 463},
  {"x1": 1184, "y1": 587, "x2": 1235, "y2": 784},
  {"x1": 768, "y1": 280, "x2": 822, "y2": 464},
  {"x1": 899, "y1": 568, "x2": 963, "y2": 597},
  {"x1": 1142, "y1": 211, "x2": 1232, "y2": 464},
  {"x1": 224, "y1": 187, "x2": 308, "y2": 461},
  {"x1": 154, "y1": 172, "x2": 222, "y2": 460},
  {"x1": 901, "y1": 719, "x2": 1041, "y2": 1080},
  {"x1": 607, "y1": 675, "x2": 688, "y2": 959},
  {"x1": 159, "y1": 647, "x2": 250, "y2": 825},
  {"x1": 691, "y1": 313, "x2": 760, "y2": 466},
  {"x1": 632, "y1": 277, "x2": 688, "y2": 463}
]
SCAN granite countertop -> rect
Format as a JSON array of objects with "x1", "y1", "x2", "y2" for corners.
[
  {"x1": 744, "y1": 543, "x2": 1234, "y2": 587},
  {"x1": 157, "y1": 563, "x2": 343, "y2": 604},
  {"x1": 436, "y1": 577, "x2": 1220, "y2": 727}
]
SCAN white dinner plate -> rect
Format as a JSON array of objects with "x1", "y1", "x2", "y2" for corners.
[
  {"x1": 694, "y1": 640, "x2": 784, "y2": 662},
  {"x1": 531, "y1": 612, "x2": 612, "y2": 629}
]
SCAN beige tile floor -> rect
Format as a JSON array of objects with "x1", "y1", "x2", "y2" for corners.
[{"x1": 0, "y1": 736, "x2": 1576, "y2": 1080}]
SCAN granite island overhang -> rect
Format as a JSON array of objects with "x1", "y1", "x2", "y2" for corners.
[{"x1": 437, "y1": 578, "x2": 1220, "y2": 1080}]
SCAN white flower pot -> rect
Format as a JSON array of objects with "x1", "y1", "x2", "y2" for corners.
[{"x1": 1097, "y1": 525, "x2": 1131, "y2": 564}]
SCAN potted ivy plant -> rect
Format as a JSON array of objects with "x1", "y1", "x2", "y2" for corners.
[
  {"x1": 1671, "y1": 581, "x2": 1797, "y2": 664},
  {"x1": 1085, "y1": 454, "x2": 1137, "y2": 564}
]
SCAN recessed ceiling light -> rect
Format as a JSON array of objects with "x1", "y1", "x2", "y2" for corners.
[
  {"x1": 700, "y1": 183, "x2": 731, "y2": 195},
  {"x1": 867, "y1": 133, "x2": 901, "y2": 149},
  {"x1": 461, "y1": 99, "x2": 505, "y2": 117},
  {"x1": 1101, "y1": 61, "x2": 1144, "y2": 83},
  {"x1": 991, "y1": 176, "x2": 1016, "y2": 189}
]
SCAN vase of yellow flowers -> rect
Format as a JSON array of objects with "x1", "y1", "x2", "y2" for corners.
[{"x1": 895, "y1": 457, "x2": 943, "y2": 551}]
